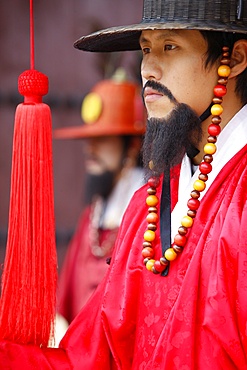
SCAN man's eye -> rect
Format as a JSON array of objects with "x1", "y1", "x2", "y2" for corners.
[
  {"x1": 142, "y1": 47, "x2": 150, "y2": 55},
  {"x1": 164, "y1": 44, "x2": 175, "y2": 51}
]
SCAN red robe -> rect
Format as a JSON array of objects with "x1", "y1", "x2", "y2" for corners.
[{"x1": 1, "y1": 145, "x2": 247, "y2": 369}]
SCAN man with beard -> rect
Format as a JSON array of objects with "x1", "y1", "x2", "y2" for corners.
[
  {"x1": 54, "y1": 74, "x2": 145, "y2": 324},
  {"x1": 1, "y1": 0, "x2": 247, "y2": 369}
]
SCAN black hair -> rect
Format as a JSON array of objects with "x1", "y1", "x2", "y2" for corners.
[{"x1": 200, "y1": 30, "x2": 247, "y2": 104}]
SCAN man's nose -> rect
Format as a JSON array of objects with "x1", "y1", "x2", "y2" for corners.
[{"x1": 141, "y1": 56, "x2": 163, "y2": 82}]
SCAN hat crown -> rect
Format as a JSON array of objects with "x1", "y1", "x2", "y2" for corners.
[
  {"x1": 83, "y1": 79, "x2": 145, "y2": 135},
  {"x1": 54, "y1": 79, "x2": 146, "y2": 140},
  {"x1": 142, "y1": 0, "x2": 247, "y2": 25}
]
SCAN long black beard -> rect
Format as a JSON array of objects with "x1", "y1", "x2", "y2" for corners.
[
  {"x1": 142, "y1": 103, "x2": 202, "y2": 180},
  {"x1": 83, "y1": 171, "x2": 116, "y2": 206}
]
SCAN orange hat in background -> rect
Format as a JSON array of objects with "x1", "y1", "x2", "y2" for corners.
[{"x1": 53, "y1": 68, "x2": 146, "y2": 139}]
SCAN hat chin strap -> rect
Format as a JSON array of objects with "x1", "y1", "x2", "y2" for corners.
[
  {"x1": 186, "y1": 103, "x2": 214, "y2": 159},
  {"x1": 199, "y1": 102, "x2": 213, "y2": 122}
]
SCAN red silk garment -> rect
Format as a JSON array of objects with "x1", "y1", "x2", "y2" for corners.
[
  {"x1": 61, "y1": 145, "x2": 247, "y2": 369},
  {"x1": 0, "y1": 146, "x2": 247, "y2": 369}
]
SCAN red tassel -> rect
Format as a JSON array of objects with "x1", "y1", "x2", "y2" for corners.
[{"x1": 0, "y1": 70, "x2": 57, "y2": 347}]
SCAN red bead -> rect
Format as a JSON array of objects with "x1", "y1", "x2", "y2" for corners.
[
  {"x1": 154, "y1": 260, "x2": 166, "y2": 272},
  {"x1": 151, "y1": 266, "x2": 160, "y2": 274},
  {"x1": 174, "y1": 234, "x2": 187, "y2": 247},
  {"x1": 148, "y1": 177, "x2": 160, "y2": 188},
  {"x1": 199, "y1": 162, "x2": 212, "y2": 174},
  {"x1": 208, "y1": 124, "x2": 221, "y2": 137},
  {"x1": 213, "y1": 84, "x2": 227, "y2": 97},
  {"x1": 187, "y1": 198, "x2": 200, "y2": 210}
]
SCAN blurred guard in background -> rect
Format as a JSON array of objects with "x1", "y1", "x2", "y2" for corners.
[{"x1": 54, "y1": 69, "x2": 146, "y2": 323}]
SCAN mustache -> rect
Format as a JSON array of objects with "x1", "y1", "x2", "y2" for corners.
[{"x1": 142, "y1": 80, "x2": 177, "y2": 104}]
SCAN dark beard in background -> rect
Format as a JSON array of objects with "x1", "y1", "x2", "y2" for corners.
[
  {"x1": 83, "y1": 171, "x2": 116, "y2": 206},
  {"x1": 142, "y1": 103, "x2": 202, "y2": 180}
]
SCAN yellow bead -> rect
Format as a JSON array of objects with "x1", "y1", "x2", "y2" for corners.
[
  {"x1": 144, "y1": 229, "x2": 156, "y2": 242},
  {"x1": 181, "y1": 215, "x2": 193, "y2": 228},
  {"x1": 193, "y1": 179, "x2": 206, "y2": 192},
  {"x1": 211, "y1": 104, "x2": 223, "y2": 116},
  {"x1": 204, "y1": 143, "x2": 216, "y2": 155},
  {"x1": 146, "y1": 195, "x2": 159, "y2": 207},
  {"x1": 218, "y1": 65, "x2": 231, "y2": 78},
  {"x1": 146, "y1": 259, "x2": 155, "y2": 271},
  {"x1": 164, "y1": 248, "x2": 177, "y2": 261}
]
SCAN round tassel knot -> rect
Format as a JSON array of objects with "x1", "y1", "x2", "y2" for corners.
[{"x1": 18, "y1": 69, "x2": 49, "y2": 97}]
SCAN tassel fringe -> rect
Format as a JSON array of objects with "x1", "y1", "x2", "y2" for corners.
[{"x1": 0, "y1": 102, "x2": 57, "y2": 346}]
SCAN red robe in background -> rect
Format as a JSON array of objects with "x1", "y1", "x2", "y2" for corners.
[
  {"x1": 57, "y1": 167, "x2": 144, "y2": 324},
  {"x1": 57, "y1": 206, "x2": 118, "y2": 323},
  {"x1": 0, "y1": 144, "x2": 247, "y2": 369}
]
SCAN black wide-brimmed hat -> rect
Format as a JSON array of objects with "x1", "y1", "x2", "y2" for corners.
[{"x1": 74, "y1": 0, "x2": 247, "y2": 52}]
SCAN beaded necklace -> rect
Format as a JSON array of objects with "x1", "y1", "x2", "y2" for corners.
[{"x1": 142, "y1": 47, "x2": 231, "y2": 276}]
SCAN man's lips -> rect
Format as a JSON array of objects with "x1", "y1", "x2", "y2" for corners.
[{"x1": 144, "y1": 87, "x2": 163, "y2": 102}]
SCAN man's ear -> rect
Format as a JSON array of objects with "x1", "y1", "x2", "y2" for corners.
[{"x1": 229, "y1": 39, "x2": 247, "y2": 78}]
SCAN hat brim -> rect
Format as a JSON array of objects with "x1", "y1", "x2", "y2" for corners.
[
  {"x1": 74, "y1": 21, "x2": 247, "y2": 53},
  {"x1": 53, "y1": 124, "x2": 145, "y2": 140}
]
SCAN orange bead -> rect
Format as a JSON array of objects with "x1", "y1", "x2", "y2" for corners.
[
  {"x1": 218, "y1": 64, "x2": 231, "y2": 78},
  {"x1": 146, "y1": 259, "x2": 155, "y2": 271},
  {"x1": 146, "y1": 195, "x2": 159, "y2": 207},
  {"x1": 193, "y1": 179, "x2": 206, "y2": 192},
  {"x1": 211, "y1": 104, "x2": 223, "y2": 116},
  {"x1": 164, "y1": 248, "x2": 177, "y2": 261},
  {"x1": 174, "y1": 234, "x2": 187, "y2": 247},
  {"x1": 142, "y1": 247, "x2": 154, "y2": 258},
  {"x1": 144, "y1": 229, "x2": 156, "y2": 242},
  {"x1": 146, "y1": 212, "x2": 159, "y2": 223},
  {"x1": 204, "y1": 143, "x2": 217, "y2": 155},
  {"x1": 181, "y1": 215, "x2": 193, "y2": 228}
]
